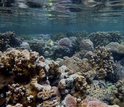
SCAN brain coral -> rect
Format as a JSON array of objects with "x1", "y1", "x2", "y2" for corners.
[
  {"x1": 37, "y1": 87, "x2": 58, "y2": 100},
  {"x1": 58, "y1": 37, "x2": 72, "y2": 48}
]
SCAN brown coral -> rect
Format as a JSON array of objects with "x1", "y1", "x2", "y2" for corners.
[
  {"x1": 37, "y1": 87, "x2": 57, "y2": 100},
  {"x1": 88, "y1": 31, "x2": 122, "y2": 47},
  {"x1": 0, "y1": 75, "x2": 14, "y2": 89},
  {"x1": 87, "y1": 46, "x2": 114, "y2": 79},
  {"x1": 6, "y1": 103, "x2": 23, "y2": 107},
  {"x1": 41, "y1": 100, "x2": 58, "y2": 107},
  {"x1": 0, "y1": 48, "x2": 39, "y2": 82},
  {"x1": 110, "y1": 79, "x2": 124, "y2": 106},
  {"x1": 74, "y1": 76, "x2": 87, "y2": 97},
  {"x1": 6, "y1": 83, "x2": 26, "y2": 105}
]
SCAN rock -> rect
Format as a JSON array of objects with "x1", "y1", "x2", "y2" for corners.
[
  {"x1": 20, "y1": 41, "x2": 31, "y2": 50},
  {"x1": 79, "y1": 39, "x2": 94, "y2": 51},
  {"x1": 106, "y1": 42, "x2": 124, "y2": 54}
]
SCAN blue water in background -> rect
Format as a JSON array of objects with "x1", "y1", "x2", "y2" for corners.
[{"x1": 0, "y1": 1, "x2": 124, "y2": 35}]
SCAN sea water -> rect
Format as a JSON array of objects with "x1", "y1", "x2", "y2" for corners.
[
  {"x1": 0, "y1": 0, "x2": 123, "y2": 35},
  {"x1": 0, "y1": 0, "x2": 124, "y2": 107}
]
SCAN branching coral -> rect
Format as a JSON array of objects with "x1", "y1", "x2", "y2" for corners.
[
  {"x1": 87, "y1": 46, "x2": 114, "y2": 79},
  {"x1": 6, "y1": 82, "x2": 38, "y2": 106},
  {"x1": 0, "y1": 46, "x2": 120, "y2": 107},
  {"x1": 0, "y1": 48, "x2": 39, "y2": 82},
  {"x1": 110, "y1": 79, "x2": 124, "y2": 106},
  {"x1": 89, "y1": 31, "x2": 122, "y2": 47},
  {"x1": 47, "y1": 61, "x2": 61, "y2": 85},
  {"x1": 6, "y1": 83, "x2": 26, "y2": 105},
  {"x1": 58, "y1": 74, "x2": 87, "y2": 98},
  {"x1": 36, "y1": 58, "x2": 61, "y2": 86}
]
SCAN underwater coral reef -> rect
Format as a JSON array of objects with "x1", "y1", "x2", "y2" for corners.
[{"x1": 0, "y1": 31, "x2": 124, "y2": 107}]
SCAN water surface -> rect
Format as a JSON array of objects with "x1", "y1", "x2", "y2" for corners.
[{"x1": 0, "y1": 0, "x2": 124, "y2": 35}]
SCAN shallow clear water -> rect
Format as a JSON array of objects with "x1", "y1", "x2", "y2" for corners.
[
  {"x1": 0, "y1": 0, "x2": 124, "y2": 35},
  {"x1": 1, "y1": 1, "x2": 124, "y2": 107}
]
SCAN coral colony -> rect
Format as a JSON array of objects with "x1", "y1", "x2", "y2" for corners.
[{"x1": 0, "y1": 31, "x2": 124, "y2": 107}]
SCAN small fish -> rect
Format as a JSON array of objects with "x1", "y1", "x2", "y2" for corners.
[{"x1": 47, "y1": 39, "x2": 54, "y2": 46}]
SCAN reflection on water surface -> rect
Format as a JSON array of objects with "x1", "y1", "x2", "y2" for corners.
[{"x1": 0, "y1": 0, "x2": 124, "y2": 34}]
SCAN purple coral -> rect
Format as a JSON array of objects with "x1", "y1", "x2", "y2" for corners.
[
  {"x1": 64, "y1": 94, "x2": 77, "y2": 107},
  {"x1": 58, "y1": 37, "x2": 72, "y2": 47}
]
